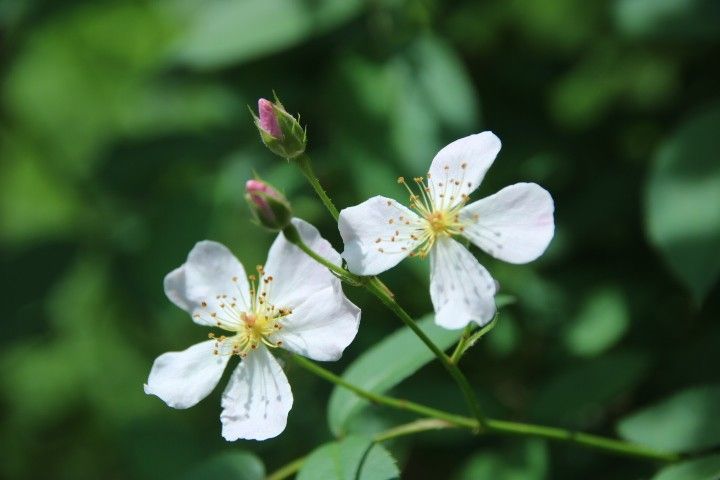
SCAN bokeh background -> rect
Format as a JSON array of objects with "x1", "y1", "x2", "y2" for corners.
[{"x1": 2, "y1": 0, "x2": 719, "y2": 479}]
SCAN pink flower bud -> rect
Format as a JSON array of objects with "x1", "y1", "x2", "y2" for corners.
[
  {"x1": 245, "y1": 179, "x2": 291, "y2": 230},
  {"x1": 246, "y1": 179, "x2": 277, "y2": 198},
  {"x1": 258, "y1": 98, "x2": 282, "y2": 139}
]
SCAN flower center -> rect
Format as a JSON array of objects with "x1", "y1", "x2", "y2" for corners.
[
  {"x1": 371, "y1": 164, "x2": 474, "y2": 259},
  {"x1": 193, "y1": 266, "x2": 292, "y2": 358},
  {"x1": 398, "y1": 175, "x2": 468, "y2": 257}
]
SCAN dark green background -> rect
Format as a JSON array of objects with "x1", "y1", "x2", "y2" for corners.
[{"x1": 2, "y1": 0, "x2": 719, "y2": 479}]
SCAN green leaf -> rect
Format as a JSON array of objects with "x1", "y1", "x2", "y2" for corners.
[
  {"x1": 454, "y1": 440, "x2": 548, "y2": 480},
  {"x1": 531, "y1": 351, "x2": 649, "y2": 426},
  {"x1": 390, "y1": 34, "x2": 479, "y2": 171},
  {"x1": 170, "y1": 0, "x2": 363, "y2": 69},
  {"x1": 0, "y1": 146, "x2": 82, "y2": 243},
  {"x1": 652, "y1": 455, "x2": 720, "y2": 480},
  {"x1": 409, "y1": 34, "x2": 479, "y2": 131},
  {"x1": 646, "y1": 106, "x2": 720, "y2": 304},
  {"x1": 616, "y1": 0, "x2": 720, "y2": 41},
  {"x1": 617, "y1": 384, "x2": 720, "y2": 452},
  {"x1": 562, "y1": 288, "x2": 629, "y2": 357},
  {"x1": 181, "y1": 451, "x2": 265, "y2": 480},
  {"x1": 297, "y1": 436, "x2": 398, "y2": 480},
  {"x1": 327, "y1": 314, "x2": 463, "y2": 437}
]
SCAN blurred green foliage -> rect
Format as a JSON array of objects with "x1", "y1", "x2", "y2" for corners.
[{"x1": 1, "y1": 0, "x2": 719, "y2": 479}]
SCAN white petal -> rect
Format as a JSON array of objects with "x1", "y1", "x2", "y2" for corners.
[
  {"x1": 272, "y1": 285, "x2": 361, "y2": 361},
  {"x1": 144, "y1": 340, "x2": 229, "y2": 409},
  {"x1": 164, "y1": 241, "x2": 251, "y2": 327},
  {"x1": 460, "y1": 183, "x2": 555, "y2": 264},
  {"x1": 339, "y1": 196, "x2": 423, "y2": 275},
  {"x1": 263, "y1": 218, "x2": 341, "y2": 308},
  {"x1": 427, "y1": 132, "x2": 501, "y2": 209},
  {"x1": 429, "y1": 237, "x2": 497, "y2": 329},
  {"x1": 220, "y1": 346, "x2": 293, "y2": 441}
]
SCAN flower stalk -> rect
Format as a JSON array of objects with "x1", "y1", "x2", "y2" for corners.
[
  {"x1": 296, "y1": 153, "x2": 340, "y2": 220},
  {"x1": 282, "y1": 223, "x2": 488, "y2": 429},
  {"x1": 291, "y1": 355, "x2": 682, "y2": 464}
]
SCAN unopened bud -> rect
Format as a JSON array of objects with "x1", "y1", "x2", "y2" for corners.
[
  {"x1": 245, "y1": 179, "x2": 292, "y2": 231},
  {"x1": 258, "y1": 99, "x2": 282, "y2": 138},
  {"x1": 252, "y1": 95, "x2": 307, "y2": 160}
]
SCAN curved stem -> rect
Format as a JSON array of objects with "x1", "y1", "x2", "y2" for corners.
[
  {"x1": 282, "y1": 224, "x2": 363, "y2": 285},
  {"x1": 292, "y1": 354, "x2": 473, "y2": 428},
  {"x1": 292, "y1": 355, "x2": 681, "y2": 463},
  {"x1": 285, "y1": 152, "x2": 680, "y2": 464},
  {"x1": 283, "y1": 224, "x2": 487, "y2": 429},
  {"x1": 296, "y1": 153, "x2": 340, "y2": 220},
  {"x1": 266, "y1": 419, "x2": 458, "y2": 480},
  {"x1": 484, "y1": 419, "x2": 680, "y2": 462},
  {"x1": 373, "y1": 418, "x2": 459, "y2": 442},
  {"x1": 450, "y1": 316, "x2": 498, "y2": 364},
  {"x1": 364, "y1": 276, "x2": 487, "y2": 430},
  {"x1": 450, "y1": 324, "x2": 475, "y2": 364},
  {"x1": 267, "y1": 455, "x2": 307, "y2": 480}
]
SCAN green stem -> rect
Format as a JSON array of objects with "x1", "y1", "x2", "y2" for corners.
[
  {"x1": 284, "y1": 223, "x2": 487, "y2": 430},
  {"x1": 484, "y1": 419, "x2": 680, "y2": 463},
  {"x1": 292, "y1": 355, "x2": 681, "y2": 463},
  {"x1": 286, "y1": 152, "x2": 679, "y2": 464},
  {"x1": 296, "y1": 153, "x2": 340, "y2": 220},
  {"x1": 282, "y1": 224, "x2": 363, "y2": 286},
  {"x1": 364, "y1": 276, "x2": 487, "y2": 430},
  {"x1": 373, "y1": 418, "x2": 459, "y2": 443},
  {"x1": 266, "y1": 455, "x2": 307, "y2": 480},
  {"x1": 266, "y1": 419, "x2": 457, "y2": 480},
  {"x1": 449, "y1": 316, "x2": 498, "y2": 364},
  {"x1": 292, "y1": 355, "x2": 474, "y2": 428},
  {"x1": 450, "y1": 325, "x2": 474, "y2": 364}
]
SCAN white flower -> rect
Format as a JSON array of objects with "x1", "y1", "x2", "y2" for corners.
[
  {"x1": 144, "y1": 218, "x2": 361, "y2": 441},
  {"x1": 338, "y1": 132, "x2": 554, "y2": 329}
]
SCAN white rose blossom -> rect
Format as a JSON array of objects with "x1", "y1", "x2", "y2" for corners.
[
  {"x1": 338, "y1": 132, "x2": 554, "y2": 330},
  {"x1": 144, "y1": 218, "x2": 361, "y2": 441}
]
